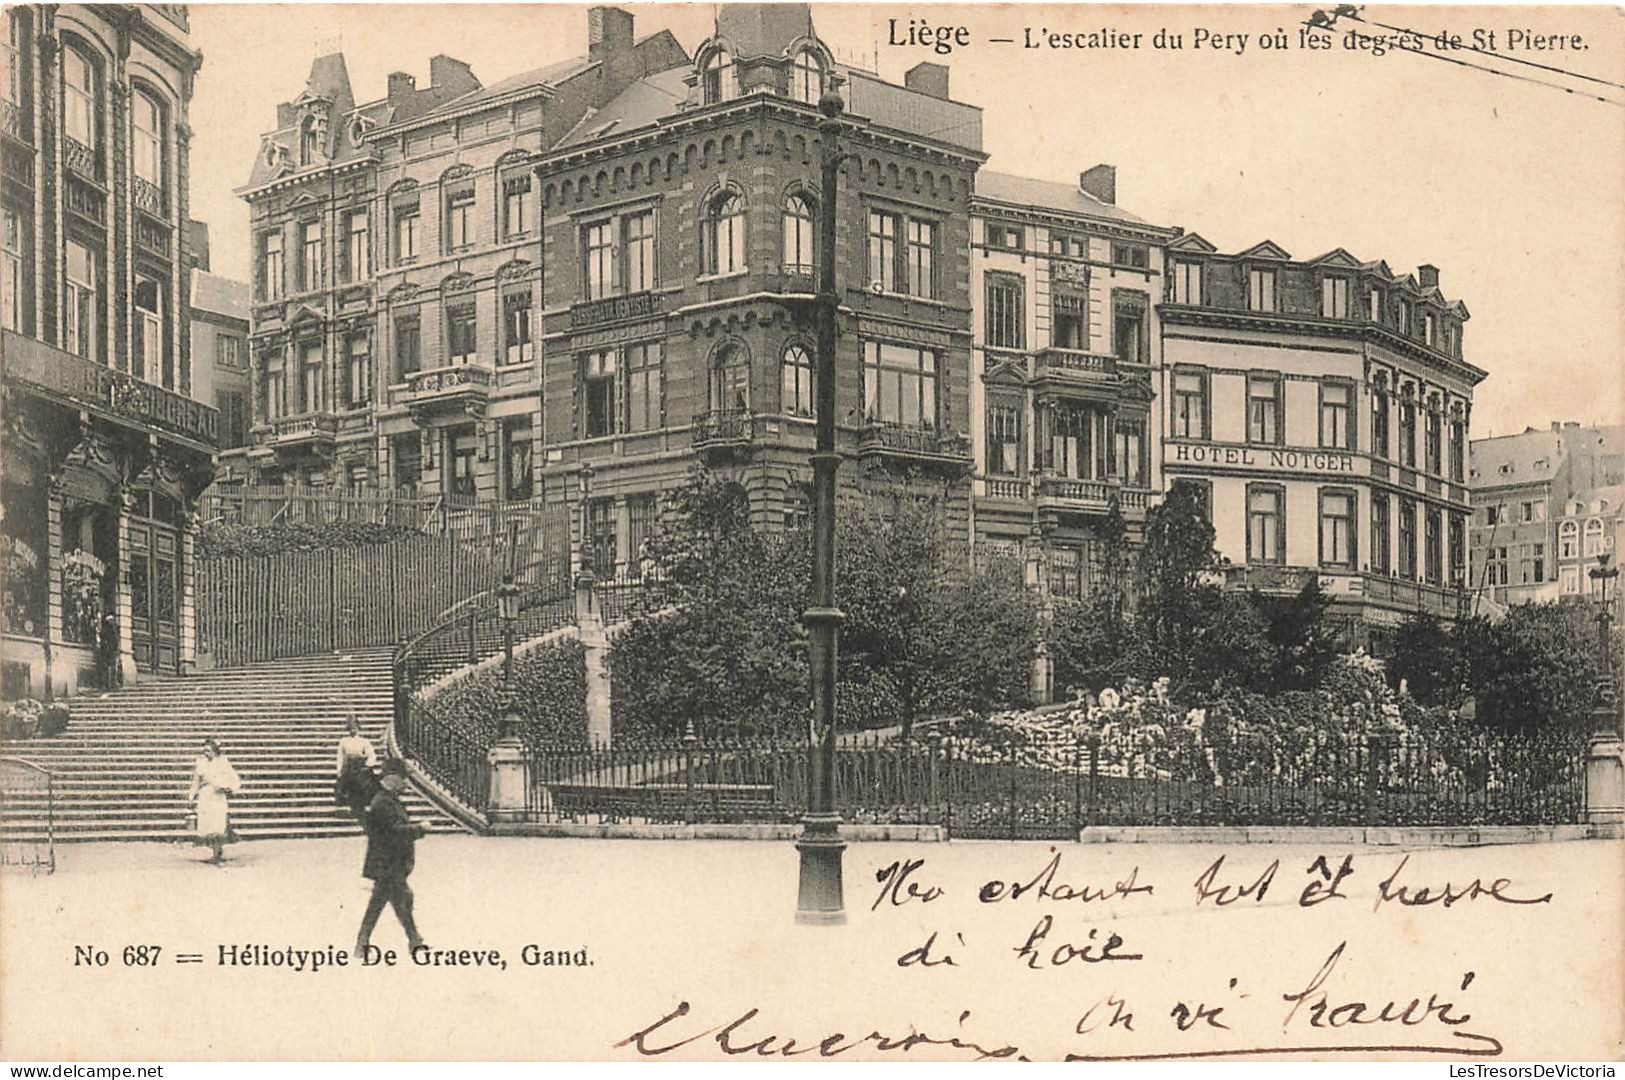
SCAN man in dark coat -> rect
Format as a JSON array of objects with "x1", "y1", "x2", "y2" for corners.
[{"x1": 355, "y1": 759, "x2": 426, "y2": 957}]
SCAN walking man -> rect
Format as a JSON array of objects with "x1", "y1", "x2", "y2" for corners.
[{"x1": 355, "y1": 759, "x2": 426, "y2": 957}]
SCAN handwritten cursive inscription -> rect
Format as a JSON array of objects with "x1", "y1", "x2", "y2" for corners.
[
  {"x1": 1373, "y1": 854, "x2": 1554, "y2": 911},
  {"x1": 979, "y1": 850, "x2": 1154, "y2": 905}
]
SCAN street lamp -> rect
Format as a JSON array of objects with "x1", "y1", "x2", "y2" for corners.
[
  {"x1": 1588, "y1": 552, "x2": 1620, "y2": 722},
  {"x1": 794, "y1": 89, "x2": 850, "y2": 925},
  {"x1": 496, "y1": 573, "x2": 522, "y2": 740}
]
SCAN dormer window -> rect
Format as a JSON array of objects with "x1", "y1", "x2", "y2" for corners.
[
  {"x1": 704, "y1": 49, "x2": 736, "y2": 105},
  {"x1": 1247, "y1": 267, "x2": 1277, "y2": 312},
  {"x1": 299, "y1": 116, "x2": 318, "y2": 166},
  {"x1": 791, "y1": 48, "x2": 824, "y2": 104}
]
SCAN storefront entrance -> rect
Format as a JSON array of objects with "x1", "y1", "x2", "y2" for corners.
[{"x1": 127, "y1": 492, "x2": 182, "y2": 676}]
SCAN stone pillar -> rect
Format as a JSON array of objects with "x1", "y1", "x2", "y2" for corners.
[
  {"x1": 486, "y1": 732, "x2": 530, "y2": 826},
  {"x1": 1585, "y1": 696, "x2": 1624, "y2": 828},
  {"x1": 114, "y1": 486, "x2": 138, "y2": 685},
  {"x1": 577, "y1": 568, "x2": 612, "y2": 747}
]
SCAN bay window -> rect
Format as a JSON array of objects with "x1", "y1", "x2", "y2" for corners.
[{"x1": 862, "y1": 341, "x2": 937, "y2": 428}]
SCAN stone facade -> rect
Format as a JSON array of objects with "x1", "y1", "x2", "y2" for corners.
[{"x1": 1, "y1": 4, "x2": 215, "y2": 698}]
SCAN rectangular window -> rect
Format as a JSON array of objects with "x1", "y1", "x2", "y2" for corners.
[
  {"x1": 393, "y1": 434, "x2": 422, "y2": 492},
  {"x1": 446, "y1": 304, "x2": 476, "y2": 364},
  {"x1": 623, "y1": 210, "x2": 655, "y2": 293},
  {"x1": 1050, "y1": 546, "x2": 1082, "y2": 600},
  {"x1": 262, "y1": 358, "x2": 284, "y2": 421},
  {"x1": 64, "y1": 239, "x2": 97, "y2": 360},
  {"x1": 395, "y1": 204, "x2": 420, "y2": 263},
  {"x1": 300, "y1": 220, "x2": 322, "y2": 292},
  {"x1": 583, "y1": 350, "x2": 617, "y2": 438},
  {"x1": 985, "y1": 223, "x2": 1022, "y2": 251},
  {"x1": 345, "y1": 209, "x2": 369, "y2": 282},
  {"x1": 1321, "y1": 276, "x2": 1350, "y2": 318},
  {"x1": 1248, "y1": 268, "x2": 1277, "y2": 312},
  {"x1": 1052, "y1": 293, "x2": 1086, "y2": 348},
  {"x1": 868, "y1": 210, "x2": 897, "y2": 292},
  {"x1": 215, "y1": 390, "x2": 247, "y2": 449},
  {"x1": 1115, "y1": 416, "x2": 1147, "y2": 487},
  {"x1": 217, "y1": 334, "x2": 241, "y2": 371},
  {"x1": 395, "y1": 313, "x2": 421, "y2": 376},
  {"x1": 1113, "y1": 295, "x2": 1147, "y2": 363},
  {"x1": 63, "y1": 48, "x2": 94, "y2": 146},
  {"x1": 1562, "y1": 566, "x2": 1580, "y2": 595},
  {"x1": 1400, "y1": 398, "x2": 1417, "y2": 468},
  {"x1": 1172, "y1": 370, "x2": 1207, "y2": 439},
  {"x1": 503, "y1": 294, "x2": 532, "y2": 365},
  {"x1": 503, "y1": 176, "x2": 533, "y2": 239},
  {"x1": 905, "y1": 218, "x2": 935, "y2": 298},
  {"x1": 1399, "y1": 498, "x2": 1418, "y2": 578},
  {"x1": 1045, "y1": 404, "x2": 1103, "y2": 480},
  {"x1": 1320, "y1": 489, "x2": 1357, "y2": 569},
  {"x1": 3, "y1": 12, "x2": 23, "y2": 110},
  {"x1": 780, "y1": 342, "x2": 812, "y2": 418},
  {"x1": 986, "y1": 400, "x2": 1021, "y2": 477},
  {"x1": 133, "y1": 275, "x2": 162, "y2": 384},
  {"x1": 862, "y1": 341, "x2": 937, "y2": 428},
  {"x1": 1371, "y1": 493, "x2": 1391, "y2": 574},
  {"x1": 626, "y1": 342, "x2": 660, "y2": 433},
  {"x1": 1425, "y1": 408, "x2": 1442, "y2": 474},
  {"x1": 1449, "y1": 419, "x2": 1465, "y2": 482},
  {"x1": 448, "y1": 433, "x2": 477, "y2": 497},
  {"x1": 1, "y1": 207, "x2": 22, "y2": 331},
  {"x1": 261, "y1": 231, "x2": 283, "y2": 301},
  {"x1": 1320, "y1": 381, "x2": 1353, "y2": 450},
  {"x1": 346, "y1": 335, "x2": 370, "y2": 407},
  {"x1": 628, "y1": 495, "x2": 658, "y2": 566},
  {"x1": 1172, "y1": 261, "x2": 1202, "y2": 304},
  {"x1": 1424, "y1": 312, "x2": 1437, "y2": 347},
  {"x1": 299, "y1": 340, "x2": 323, "y2": 413},
  {"x1": 1425, "y1": 506, "x2": 1443, "y2": 585},
  {"x1": 1368, "y1": 287, "x2": 1383, "y2": 322},
  {"x1": 1396, "y1": 298, "x2": 1413, "y2": 335},
  {"x1": 583, "y1": 220, "x2": 614, "y2": 301},
  {"x1": 588, "y1": 497, "x2": 617, "y2": 573},
  {"x1": 985, "y1": 275, "x2": 1023, "y2": 349},
  {"x1": 1372, "y1": 389, "x2": 1390, "y2": 459},
  {"x1": 503, "y1": 423, "x2": 533, "y2": 501},
  {"x1": 445, "y1": 190, "x2": 474, "y2": 251},
  {"x1": 1247, "y1": 374, "x2": 1281, "y2": 445},
  {"x1": 1111, "y1": 243, "x2": 1148, "y2": 269},
  {"x1": 1247, "y1": 485, "x2": 1284, "y2": 565}
]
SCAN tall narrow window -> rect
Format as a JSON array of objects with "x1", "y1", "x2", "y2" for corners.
[
  {"x1": 394, "y1": 202, "x2": 419, "y2": 263},
  {"x1": 261, "y1": 231, "x2": 283, "y2": 301},
  {"x1": 905, "y1": 218, "x2": 935, "y2": 298},
  {"x1": 1320, "y1": 381, "x2": 1353, "y2": 449},
  {"x1": 709, "y1": 343, "x2": 750, "y2": 414},
  {"x1": 504, "y1": 423, "x2": 533, "y2": 501},
  {"x1": 1560, "y1": 521, "x2": 1579, "y2": 560},
  {"x1": 503, "y1": 175, "x2": 532, "y2": 239},
  {"x1": 299, "y1": 340, "x2": 323, "y2": 413},
  {"x1": 985, "y1": 275, "x2": 1023, "y2": 349},
  {"x1": 1449, "y1": 417, "x2": 1465, "y2": 481},
  {"x1": 1172, "y1": 370, "x2": 1207, "y2": 439},
  {"x1": 1046, "y1": 404, "x2": 1094, "y2": 479},
  {"x1": 1052, "y1": 293, "x2": 1086, "y2": 348},
  {"x1": 132, "y1": 91, "x2": 162, "y2": 188},
  {"x1": 1247, "y1": 268, "x2": 1277, "y2": 312},
  {"x1": 345, "y1": 209, "x2": 369, "y2": 282},
  {"x1": 133, "y1": 275, "x2": 162, "y2": 384},
  {"x1": 1399, "y1": 498, "x2": 1418, "y2": 578},
  {"x1": 2, "y1": 12, "x2": 22, "y2": 112},
  {"x1": 782, "y1": 193, "x2": 815, "y2": 275},
  {"x1": 395, "y1": 313, "x2": 421, "y2": 376},
  {"x1": 393, "y1": 434, "x2": 421, "y2": 493},
  {"x1": 446, "y1": 304, "x2": 476, "y2": 365},
  {"x1": 503, "y1": 293, "x2": 532, "y2": 365},
  {"x1": 791, "y1": 48, "x2": 823, "y2": 104},
  {"x1": 1116, "y1": 416, "x2": 1147, "y2": 487},
  {"x1": 626, "y1": 342, "x2": 661, "y2": 432},
  {"x1": 583, "y1": 350, "x2": 618, "y2": 437},
  {"x1": 1247, "y1": 485, "x2": 1284, "y2": 564},
  {"x1": 1368, "y1": 287, "x2": 1383, "y2": 322},
  {"x1": 987, "y1": 400, "x2": 1021, "y2": 477},
  {"x1": 1424, "y1": 312, "x2": 1437, "y2": 347},
  {"x1": 623, "y1": 210, "x2": 655, "y2": 293},
  {"x1": 262, "y1": 357, "x2": 285, "y2": 420},
  {"x1": 1452, "y1": 516, "x2": 1468, "y2": 587},
  {"x1": 1425, "y1": 507, "x2": 1443, "y2": 585},
  {"x1": 862, "y1": 341, "x2": 937, "y2": 428},
  {"x1": 703, "y1": 191, "x2": 745, "y2": 276},
  {"x1": 1321, "y1": 276, "x2": 1349, "y2": 318},
  {"x1": 1425, "y1": 406, "x2": 1442, "y2": 474},
  {"x1": 1585, "y1": 518, "x2": 1605, "y2": 558},
  {"x1": 445, "y1": 189, "x2": 474, "y2": 251},
  {"x1": 347, "y1": 335, "x2": 370, "y2": 407},
  {"x1": 1247, "y1": 374, "x2": 1281, "y2": 445},
  {"x1": 1172, "y1": 261, "x2": 1202, "y2": 304},
  {"x1": 780, "y1": 342, "x2": 813, "y2": 418},
  {"x1": 300, "y1": 220, "x2": 322, "y2": 292},
  {"x1": 1400, "y1": 396, "x2": 1417, "y2": 468},
  {"x1": 588, "y1": 497, "x2": 617, "y2": 572},
  {"x1": 1320, "y1": 489, "x2": 1356, "y2": 569},
  {"x1": 63, "y1": 47, "x2": 94, "y2": 147},
  {"x1": 1113, "y1": 295, "x2": 1147, "y2": 362},
  {"x1": 583, "y1": 219, "x2": 614, "y2": 300},
  {"x1": 703, "y1": 49, "x2": 735, "y2": 104},
  {"x1": 1396, "y1": 298, "x2": 1413, "y2": 335},
  {"x1": 867, "y1": 210, "x2": 896, "y2": 292},
  {"x1": 1371, "y1": 493, "x2": 1391, "y2": 574},
  {"x1": 1372, "y1": 386, "x2": 1390, "y2": 458},
  {"x1": 448, "y1": 432, "x2": 477, "y2": 497},
  {"x1": 299, "y1": 116, "x2": 318, "y2": 166},
  {"x1": 64, "y1": 239, "x2": 97, "y2": 360},
  {"x1": 1, "y1": 207, "x2": 22, "y2": 331}
]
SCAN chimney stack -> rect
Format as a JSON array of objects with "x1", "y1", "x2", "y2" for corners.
[
  {"x1": 387, "y1": 71, "x2": 416, "y2": 104},
  {"x1": 429, "y1": 55, "x2": 479, "y2": 96},
  {"x1": 904, "y1": 62, "x2": 950, "y2": 100},
  {"x1": 1080, "y1": 164, "x2": 1116, "y2": 205},
  {"x1": 1419, "y1": 264, "x2": 1440, "y2": 289},
  {"x1": 587, "y1": 7, "x2": 636, "y2": 105}
]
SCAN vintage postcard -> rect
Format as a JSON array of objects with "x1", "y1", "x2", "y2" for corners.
[{"x1": 1, "y1": 1, "x2": 1623, "y2": 1064}]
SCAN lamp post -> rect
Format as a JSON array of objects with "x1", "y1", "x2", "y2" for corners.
[
  {"x1": 496, "y1": 573, "x2": 522, "y2": 740},
  {"x1": 1589, "y1": 553, "x2": 1620, "y2": 722},
  {"x1": 794, "y1": 90, "x2": 849, "y2": 924}
]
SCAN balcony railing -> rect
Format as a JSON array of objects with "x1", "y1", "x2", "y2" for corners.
[
  {"x1": 570, "y1": 291, "x2": 663, "y2": 330},
  {"x1": 1119, "y1": 487, "x2": 1151, "y2": 511},
  {"x1": 267, "y1": 412, "x2": 339, "y2": 451},
  {"x1": 62, "y1": 137, "x2": 97, "y2": 181},
  {"x1": 984, "y1": 476, "x2": 1030, "y2": 500},
  {"x1": 1, "y1": 100, "x2": 27, "y2": 144},
  {"x1": 691, "y1": 408, "x2": 755, "y2": 449},
  {"x1": 1034, "y1": 474, "x2": 1117, "y2": 513},
  {"x1": 1221, "y1": 564, "x2": 1317, "y2": 595},
  {"x1": 1, "y1": 329, "x2": 218, "y2": 446},
  {"x1": 135, "y1": 215, "x2": 170, "y2": 259},
  {"x1": 403, "y1": 364, "x2": 493, "y2": 416},
  {"x1": 857, "y1": 421, "x2": 972, "y2": 465},
  {"x1": 132, "y1": 176, "x2": 166, "y2": 217},
  {"x1": 1034, "y1": 347, "x2": 1117, "y2": 383}
]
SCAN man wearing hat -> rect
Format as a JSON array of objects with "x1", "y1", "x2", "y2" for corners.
[{"x1": 355, "y1": 758, "x2": 426, "y2": 956}]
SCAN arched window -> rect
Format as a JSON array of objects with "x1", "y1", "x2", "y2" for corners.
[
  {"x1": 709, "y1": 343, "x2": 750, "y2": 414},
  {"x1": 781, "y1": 342, "x2": 813, "y2": 418},
  {"x1": 782, "y1": 192, "x2": 815, "y2": 275},
  {"x1": 703, "y1": 190, "x2": 746, "y2": 276},
  {"x1": 132, "y1": 90, "x2": 163, "y2": 188},
  {"x1": 299, "y1": 116, "x2": 319, "y2": 166},
  {"x1": 62, "y1": 45, "x2": 96, "y2": 147},
  {"x1": 791, "y1": 48, "x2": 824, "y2": 105},
  {"x1": 1584, "y1": 518, "x2": 1605, "y2": 558},
  {"x1": 703, "y1": 49, "x2": 735, "y2": 104},
  {"x1": 1560, "y1": 520, "x2": 1579, "y2": 560}
]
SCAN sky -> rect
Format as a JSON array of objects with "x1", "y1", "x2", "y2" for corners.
[{"x1": 185, "y1": 3, "x2": 1625, "y2": 437}]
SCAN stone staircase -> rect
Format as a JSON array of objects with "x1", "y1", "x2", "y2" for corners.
[{"x1": 0, "y1": 649, "x2": 462, "y2": 844}]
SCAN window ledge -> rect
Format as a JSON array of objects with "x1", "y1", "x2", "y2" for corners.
[
  {"x1": 695, "y1": 269, "x2": 749, "y2": 284},
  {"x1": 869, "y1": 288, "x2": 947, "y2": 308}
]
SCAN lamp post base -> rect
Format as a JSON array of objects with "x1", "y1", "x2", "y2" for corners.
[{"x1": 795, "y1": 812, "x2": 847, "y2": 925}]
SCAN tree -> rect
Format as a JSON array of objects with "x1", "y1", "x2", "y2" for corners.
[
  {"x1": 1253, "y1": 578, "x2": 1341, "y2": 692},
  {"x1": 1468, "y1": 600, "x2": 1613, "y2": 732},
  {"x1": 1133, "y1": 481, "x2": 1228, "y2": 694},
  {"x1": 1388, "y1": 611, "x2": 1468, "y2": 707}
]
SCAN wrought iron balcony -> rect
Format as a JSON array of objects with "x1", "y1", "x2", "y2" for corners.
[
  {"x1": 570, "y1": 291, "x2": 663, "y2": 330},
  {"x1": 1033, "y1": 347, "x2": 1118, "y2": 388},
  {"x1": 1034, "y1": 474, "x2": 1118, "y2": 514},
  {"x1": 1, "y1": 329, "x2": 218, "y2": 448},
  {"x1": 133, "y1": 176, "x2": 166, "y2": 218},
  {"x1": 402, "y1": 363, "x2": 493, "y2": 418},
  {"x1": 856, "y1": 421, "x2": 972, "y2": 468},
  {"x1": 691, "y1": 408, "x2": 755, "y2": 451},
  {"x1": 266, "y1": 412, "x2": 339, "y2": 454},
  {"x1": 63, "y1": 136, "x2": 98, "y2": 181},
  {"x1": 1, "y1": 100, "x2": 28, "y2": 145}
]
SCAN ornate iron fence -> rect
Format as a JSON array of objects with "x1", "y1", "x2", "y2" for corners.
[{"x1": 1, "y1": 757, "x2": 56, "y2": 873}]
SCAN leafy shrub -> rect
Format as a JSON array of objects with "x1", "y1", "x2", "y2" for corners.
[
  {"x1": 428, "y1": 639, "x2": 588, "y2": 748},
  {"x1": 198, "y1": 521, "x2": 426, "y2": 560}
]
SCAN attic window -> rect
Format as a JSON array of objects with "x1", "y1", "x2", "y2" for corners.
[
  {"x1": 704, "y1": 49, "x2": 736, "y2": 105},
  {"x1": 791, "y1": 48, "x2": 824, "y2": 105}
]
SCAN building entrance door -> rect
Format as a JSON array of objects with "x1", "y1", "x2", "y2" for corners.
[{"x1": 128, "y1": 507, "x2": 181, "y2": 675}]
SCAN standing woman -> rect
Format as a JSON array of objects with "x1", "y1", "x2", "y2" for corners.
[
  {"x1": 334, "y1": 715, "x2": 379, "y2": 819},
  {"x1": 188, "y1": 738, "x2": 241, "y2": 864}
]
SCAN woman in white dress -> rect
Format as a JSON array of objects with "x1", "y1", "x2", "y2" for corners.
[
  {"x1": 188, "y1": 738, "x2": 241, "y2": 863},
  {"x1": 334, "y1": 715, "x2": 379, "y2": 818}
]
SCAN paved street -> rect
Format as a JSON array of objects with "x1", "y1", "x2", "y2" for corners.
[{"x1": 3, "y1": 834, "x2": 1621, "y2": 1061}]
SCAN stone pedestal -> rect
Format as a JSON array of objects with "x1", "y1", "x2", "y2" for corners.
[
  {"x1": 486, "y1": 737, "x2": 529, "y2": 825},
  {"x1": 1030, "y1": 640, "x2": 1053, "y2": 705},
  {"x1": 1585, "y1": 732, "x2": 1625, "y2": 827},
  {"x1": 576, "y1": 571, "x2": 612, "y2": 747}
]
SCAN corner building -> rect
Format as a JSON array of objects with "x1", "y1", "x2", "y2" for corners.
[
  {"x1": 1157, "y1": 238, "x2": 1485, "y2": 650},
  {"x1": 2, "y1": 4, "x2": 217, "y2": 696}
]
